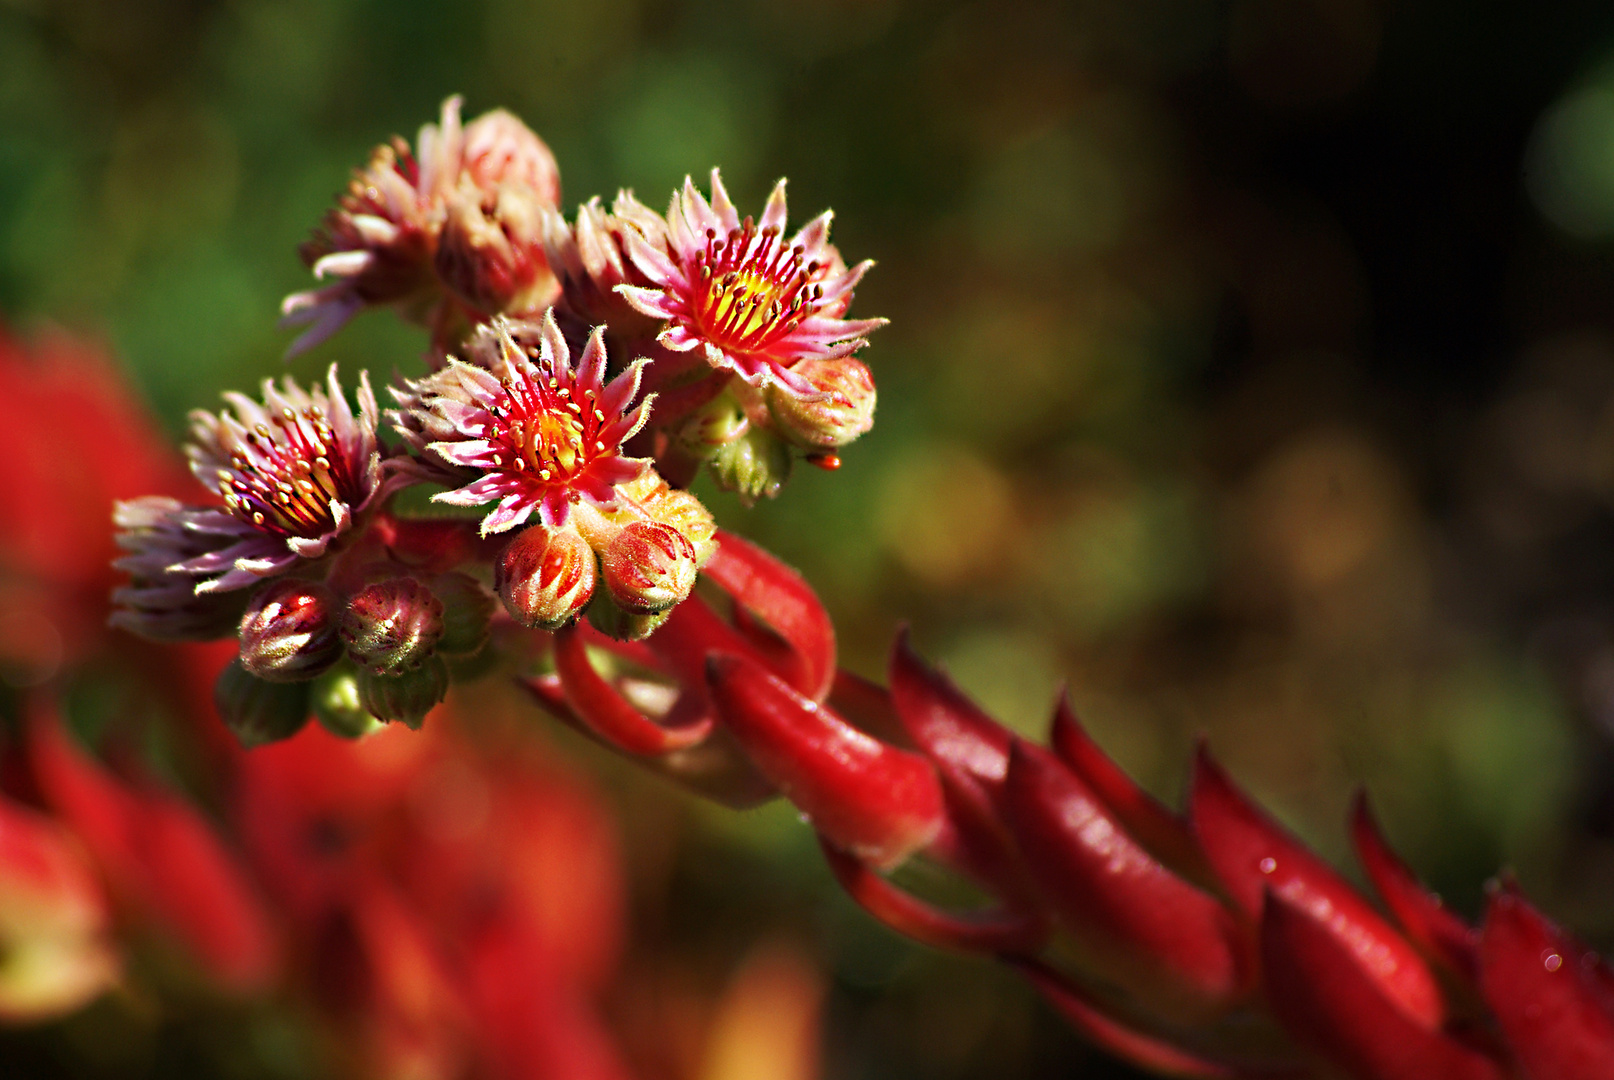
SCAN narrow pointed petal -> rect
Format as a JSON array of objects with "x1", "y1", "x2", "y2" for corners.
[
  {"x1": 1190, "y1": 746, "x2": 1445, "y2": 1029},
  {"x1": 1050, "y1": 693, "x2": 1213, "y2": 885},
  {"x1": 1351, "y1": 794, "x2": 1478, "y2": 984},
  {"x1": 1005, "y1": 742, "x2": 1246, "y2": 1018},
  {"x1": 1261, "y1": 890, "x2": 1505, "y2": 1080},
  {"x1": 552, "y1": 623, "x2": 714, "y2": 755},
  {"x1": 706, "y1": 653, "x2": 944, "y2": 870},
  {"x1": 1479, "y1": 885, "x2": 1614, "y2": 1080}
]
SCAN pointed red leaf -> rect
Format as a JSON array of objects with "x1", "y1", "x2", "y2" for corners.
[
  {"x1": 552, "y1": 623, "x2": 714, "y2": 755},
  {"x1": 818, "y1": 837, "x2": 1045, "y2": 954},
  {"x1": 1479, "y1": 885, "x2": 1614, "y2": 1080},
  {"x1": 1005, "y1": 742, "x2": 1246, "y2": 1017},
  {"x1": 701, "y1": 530, "x2": 835, "y2": 700},
  {"x1": 707, "y1": 653, "x2": 943, "y2": 869},
  {"x1": 1350, "y1": 794, "x2": 1477, "y2": 984},
  {"x1": 1260, "y1": 890, "x2": 1502, "y2": 1080},
  {"x1": 888, "y1": 628, "x2": 1012, "y2": 784},
  {"x1": 1190, "y1": 747, "x2": 1443, "y2": 1029},
  {"x1": 1015, "y1": 959, "x2": 1294, "y2": 1079},
  {"x1": 1050, "y1": 694, "x2": 1213, "y2": 885}
]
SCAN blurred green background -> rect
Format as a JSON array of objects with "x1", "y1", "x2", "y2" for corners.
[{"x1": 8, "y1": 0, "x2": 1614, "y2": 1076}]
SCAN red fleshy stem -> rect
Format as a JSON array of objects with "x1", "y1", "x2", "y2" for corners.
[{"x1": 550, "y1": 623, "x2": 714, "y2": 755}]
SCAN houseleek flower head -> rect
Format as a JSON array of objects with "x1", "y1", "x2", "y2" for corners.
[
  {"x1": 617, "y1": 169, "x2": 886, "y2": 401},
  {"x1": 178, "y1": 366, "x2": 386, "y2": 593},
  {"x1": 280, "y1": 96, "x2": 560, "y2": 355},
  {"x1": 108, "y1": 496, "x2": 250, "y2": 641},
  {"x1": 390, "y1": 312, "x2": 654, "y2": 537}
]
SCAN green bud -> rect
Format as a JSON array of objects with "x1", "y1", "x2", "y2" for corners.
[
  {"x1": 310, "y1": 663, "x2": 382, "y2": 739},
  {"x1": 431, "y1": 572, "x2": 495, "y2": 656},
  {"x1": 708, "y1": 425, "x2": 792, "y2": 504},
  {"x1": 677, "y1": 392, "x2": 749, "y2": 457},
  {"x1": 214, "y1": 658, "x2": 310, "y2": 748},
  {"x1": 586, "y1": 586, "x2": 671, "y2": 642},
  {"x1": 357, "y1": 655, "x2": 449, "y2": 730}
]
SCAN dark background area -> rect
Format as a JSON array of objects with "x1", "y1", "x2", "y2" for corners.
[{"x1": 7, "y1": 0, "x2": 1614, "y2": 1076}]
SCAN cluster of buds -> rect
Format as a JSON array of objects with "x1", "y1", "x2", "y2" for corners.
[{"x1": 524, "y1": 532, "x2": 1614, "y2": 1080}]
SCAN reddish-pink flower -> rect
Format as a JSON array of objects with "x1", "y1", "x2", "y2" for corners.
[
  {"x1": 617, "y1": 170, "x2": 885, "y2": 400},
  {"x1": 390, "y1": 313, "x2": 652, "y2": 536},
  {"x1": 114, "y1": 366, "x2": 388, "y2": 601}
]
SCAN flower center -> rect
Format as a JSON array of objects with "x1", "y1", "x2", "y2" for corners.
[
  {"x1": 692, "y1": 219, "x2": 829, "y2": 352},
  {"x1": 490, "y1": 369, "x2": 609, "y2": 484},
  {"x1": 218, "y1": 407, "x2": 356, "y2": 538}
]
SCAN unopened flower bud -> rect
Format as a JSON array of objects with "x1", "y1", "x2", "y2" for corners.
[
  {"x1": 602, "y1": 521, "x2": 698, "y2": 614},
  {"x1": 640, "y1": 485, "x2": 717, "y2": 562},
  {"x1": 340, "y1": 578, "x2": 444, "y2": 675},
  {"x1": 214, "y1": 658, "x2": 310, "y2": 748},
  {"x1": 678, "y1": 394, "x2": 749, "y2": 456},
  {"x1": 434, "y1": 182, "x2": 555, "y2": 316},
  {"x1": 430, "y1": 572, "x2": 495, "y2": 656},
  {"x1": 237, "y1": 580, "x2": 342, "y2": 683},
  {"x1": 586, "y1": 586, "x2": 672, "y2": 642},
  {"x1": 709, "y1": 425, "x2": 792, "y2": 503},
  {"x1": 494, "y1": 524, "x2": 597, "y2": 629},
  {"x1": 766, "y1": 358, "x2": 877, "y2": 449},
  {"x1": 310, "y1": 664, "x2": 382, "y2": 739},
  {"x1": 358, "y1": 656, "x2": 448, "y2": 730}
]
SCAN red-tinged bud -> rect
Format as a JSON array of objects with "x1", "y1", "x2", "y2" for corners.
[
  {"x1": 433, "y1": 180, "x2": 557, "y2": 316},
  {"x1": 766, "y1": 357, "x2": 876, "y2": 449},
  {"x1": 494, "y1": 523, "x2": 596, "y2": 629},
  {"x1": 1003, "y1": 741, "x2": 1245, "y2": 1019},
  {"x1": 309, "y1": 663, "x2": 381, "y2": 738},
  {"x1": 1351, "y1": 794, "x2": 1478, "y2": 984},
  {"x1": 709, "y1": 425, "x2": 792, "y2": 504},
  {"x1": 1189, "y1": 746, "x2": 1446, "y2": 1031},
  {"x1": 706, "y1": 653, "x2": 944, "y2": 870},
  {"x1": 214, "y1": 658, "x2": 311, "y2": 747},
  {"x1": 357, "y1": 655, "x2": 448, "y2": 729},
  {"x1": 1261, "y1": 890, "x2": 1507, "y2": 1080},
  {"x1": 430, "y1": 571, "x2": 494, "y2": 656},
  {"x1": 340, "y1": 577, "x2": 444, "y2": 675},
  {"x1": 602, "y1": 521, "x2": 698, "y2": 614},
  {"x1": 1479, "y1": 884, "x2": 1614, "y2": 1080},
  {"x1": 237, "y1": 579, "x2": 342, "y2": 683}
]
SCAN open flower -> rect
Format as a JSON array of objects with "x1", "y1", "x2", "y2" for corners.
[
  {"x1": 152, "y1": 366, "x2": 386, "y2": 594},
  {"x1": 390, "y1": 312, "x2": 653, "y2": 537},
  {"x1": 280, "y1": 96, "x2": 561, "y2": 355},
  {"x1": 617, "y1": 169, "x2": 885, "y2": 400}
]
